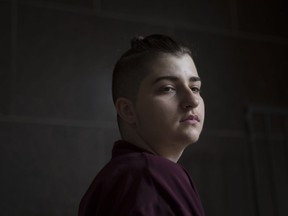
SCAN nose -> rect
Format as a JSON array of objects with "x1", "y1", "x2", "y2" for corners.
[{"x1": 181, "y1": 88, "x2": 199, "y2": 109}]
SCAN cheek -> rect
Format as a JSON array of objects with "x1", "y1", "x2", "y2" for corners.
[
  {"x1": 199, "y1": 99, "x2": 205, "y2": 121},
  {"x1": 137, "y1": 100, "x2": 170, "y2": 123},
  {"x1": 149, "y1": 100, "x2": 174, "y2": 117},
  {"x1": 141, "y1": 104, "x2": 163, "y2": 119},
  {"x1": 202, "y1": 99, "x2": 205, "y2": 113},
  {"x1": 136, "y1": 94, "x2": 178, "y2": 122},
  {"x1": 135, "y1": 99, "x2": 155, "y2": 123}
]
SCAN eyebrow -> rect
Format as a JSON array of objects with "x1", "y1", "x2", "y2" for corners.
[{"x1": 152, "y1": 75, "x2": 201, "y2": 85}]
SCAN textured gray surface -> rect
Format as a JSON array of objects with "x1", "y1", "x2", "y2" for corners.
[{"x1": 1, "y1": 0, "x2": 287, "y2": 215}]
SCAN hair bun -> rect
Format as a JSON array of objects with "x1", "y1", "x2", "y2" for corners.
[{"x1": 131, "y1": 36, "x2": 144, "y2": 48}]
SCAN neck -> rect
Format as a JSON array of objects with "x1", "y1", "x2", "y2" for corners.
[{"x1": 121, "y1": 125, "x2": 185, "y2": 163}]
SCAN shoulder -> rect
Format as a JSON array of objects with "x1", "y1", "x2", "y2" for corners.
[
  {"x1": 79, "y1": 152, "x2": 165, "y2": 215},
  {"x1": 144, "y1": 153, "x2": 192, "y2": 188},
  {"x1": 79, "y1": 151, "x2": 205, "y2": 216},
  {"x1": 92, "y1": 151, "x2": 191, "y2": 194},
  {"x1": 101, "y1": 151, "x2": 188, "y2": 185},
  {"x1": 84, "y1": 151, "x2": 158, "y2": 195},
  {"x1": 81, "y1": 151, "x2": 181, "y2": 202}
]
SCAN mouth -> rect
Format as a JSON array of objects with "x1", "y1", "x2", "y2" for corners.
[{"x1": 180, "y1": 114, "x2": 200, "y2": 124}]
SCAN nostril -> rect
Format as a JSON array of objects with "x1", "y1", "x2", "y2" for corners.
[{"x1": 184, "y1": 104, "x2": 193, "y2": 109}]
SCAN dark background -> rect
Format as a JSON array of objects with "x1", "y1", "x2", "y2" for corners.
[{"x1": 1, "y1": 0, "x2": 288, "y2": 215}]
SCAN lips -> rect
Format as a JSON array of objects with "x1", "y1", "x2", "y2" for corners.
[{"x1": 180, "y1": 114, "x2": 200, "y2": 124}]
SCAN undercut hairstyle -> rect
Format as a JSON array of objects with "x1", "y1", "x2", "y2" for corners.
[{"x1": 112, "y1": 34, "x2": 192, "y2": 104}]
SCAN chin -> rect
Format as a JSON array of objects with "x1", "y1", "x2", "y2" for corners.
[
  {"x1": 179, "y1": 125, "x2": 202, "y2": 138},
  {"x1": 188, "y1": 136, "x2": 200, "y2": 144},
  {"x1": 190, "y1": 137, "x2": 200, "y2": 144},
  {"x1": 178, "y1": 134, "x2": 200, "y2": 146},
  {"x1": 185, "y1": 129, "x2": 201, "y2": 143}
]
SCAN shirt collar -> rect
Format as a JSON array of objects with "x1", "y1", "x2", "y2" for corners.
[{"x1": 112, "y1": 140, "x2": 154, "y2": 158}]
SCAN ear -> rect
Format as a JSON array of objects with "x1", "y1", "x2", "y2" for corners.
[{"x1": 115, "y1": 97, "x2": 136, "y2": 124}]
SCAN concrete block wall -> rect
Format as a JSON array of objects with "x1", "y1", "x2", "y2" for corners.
[{"x1": 0, "y1": 0, "x2": 287, "y2": 215}]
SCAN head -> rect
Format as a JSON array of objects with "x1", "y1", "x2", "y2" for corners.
[
  {"x1": 112, "y1": 34, "x2": 205, "y2": 156},
  {"x1": 112, "y1": 35, "x2": 192, "y2": 104}
]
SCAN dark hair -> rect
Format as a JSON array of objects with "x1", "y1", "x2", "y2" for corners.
[{"x1": 112, "y1": 34, "x2": 192, "y2": 104}]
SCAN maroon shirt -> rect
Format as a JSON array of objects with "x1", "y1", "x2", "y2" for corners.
[{"x1": 79, "y1": 140, "x2": 206, "y2": 216}]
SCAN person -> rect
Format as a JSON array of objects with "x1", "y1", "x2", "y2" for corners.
[{"x1": 79, "y1": 34, "x2": 206, "y2": 216}]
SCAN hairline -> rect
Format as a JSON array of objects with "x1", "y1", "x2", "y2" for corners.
[{"x1": 113, "y1": 51, "x2": 192, "y2": 104}]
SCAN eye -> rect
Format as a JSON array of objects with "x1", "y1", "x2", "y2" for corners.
[
  {"x1": 191, "y1": 86, "x2": 201, "y2": 93},
  {"x1": 161, "y1": 86, "x2": 176, "y2": 93}
]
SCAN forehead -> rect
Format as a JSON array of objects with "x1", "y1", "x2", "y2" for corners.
[{"x1": 145, "y1": 54, "x2": 199, "y2": 81}]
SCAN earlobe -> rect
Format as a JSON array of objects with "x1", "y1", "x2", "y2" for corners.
[{"x1": 115, "y1": 98, "x2": 136, "y2": 124}]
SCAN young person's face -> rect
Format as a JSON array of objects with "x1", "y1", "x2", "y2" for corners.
[{"x1": 134, "y1": 54, "x2": 205, "y2": 149}]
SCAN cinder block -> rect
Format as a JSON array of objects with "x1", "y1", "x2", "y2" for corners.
[
  {"x1": 238, "y1": 0, "x2": 288, "y2": 37},
  {"x1": 0, "y1": 2, "x2": 11, "y2": 116},
  {"x1": 13, "y1": 5, "x2": 171, "y2": 121},
  {"x1": 19, "y1": 0, "x2": 94, "y2": 8},
  {"x1": 101, "y1": 0, "x2": 232, "y2": 30},
  {"x1": 0, "y1": 122, "x2": 120, "y2": 216}
]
